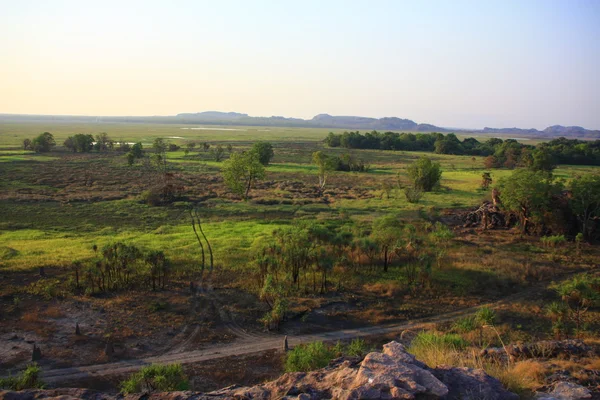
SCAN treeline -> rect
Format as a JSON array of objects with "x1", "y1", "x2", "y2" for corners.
[{"x1": 325, "y1": 131, "x2": 600, "y2": 166}]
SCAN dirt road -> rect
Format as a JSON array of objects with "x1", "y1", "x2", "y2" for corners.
[{"x1": 38, "y1": 301, "x2": 500, "y2": 385}]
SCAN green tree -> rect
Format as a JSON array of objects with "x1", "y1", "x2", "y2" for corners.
[
  {"x1": 312, "y1": 151, "x2": 335, "y2": 189},
  {"x1": 127, "y1": 142, "x2": 144, "y2": 166},
  {"x1": 211, "y1": 145, "x2": 226, "y2": 162},
  {"x1": 371, "y1": 216, "x2": 403, "y2": 272},
  {"x1": 152, "y1": 138, "x2": 168, "y2": 172},
  {"x1": 221, "y1": 151, "x2": 265, "y2": 200},
  {"x1": 31, "y1": 132, "x2": 56, "y2": 153},
  {"x1": 251, "y1": 141, "x2": 275, "y2": 165},
  {"x1": 497, "y1": 170, "x2": 562, "y2": 234},
  {"x1": 551, "y1": 274, "x2": 600, "y2": 335},
  {"x1": 529, "y1": 149, "x2": 556, "y2": 172},
  {"x1": 94, "y1": 132, "x2": 114, "y2": 151},
  {"x1": 184, "y1": 141, "x2": 196, "y2": 155},
  {"x1": 23, "y1": 138, "x2": 32, "y2": 151},
  {"x1": 64, "y1": 134, "x2": 95, "y2": 153},
  {"x1": 569, "y1": 174, "x2": 600, "y2": 240},
  {"x1": 407, "y1": 156, "x2": 442, "y2": 192}
]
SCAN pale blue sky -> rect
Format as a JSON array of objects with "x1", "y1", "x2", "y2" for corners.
[{"x1": 1, "y1": 0, "x2": 598, "y2": 129}]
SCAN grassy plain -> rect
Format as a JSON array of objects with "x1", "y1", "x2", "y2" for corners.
[{"x1": 0, "y1": 121, "x2": 598, "y2": 389}]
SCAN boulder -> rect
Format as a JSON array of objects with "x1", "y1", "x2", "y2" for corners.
[
  {"x1": 0, "y1": 341, "x2": 519, "y2": 400},
  {"x1": 433, "y1": 365, "x2": 519, "y2": 400},
  {"x1": 535, "y1": 381, "x2": 592, "y2": 400}
]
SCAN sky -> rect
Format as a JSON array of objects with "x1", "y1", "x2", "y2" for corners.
[{"x1": 1, "y1": 0, "x2": 599, "y2": 130}]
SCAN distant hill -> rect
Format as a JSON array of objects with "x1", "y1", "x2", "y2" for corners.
[
  {"x1": 1, "y1": 112, "x2": 598, "y2": 138},
  {"x1": 481, "y1": 125, "x2": 600, "y2": 138}
]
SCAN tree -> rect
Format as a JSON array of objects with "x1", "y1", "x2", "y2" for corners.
[
  {"x1": 64, "y1": 134, "x2": 94, "y2": 153},
  {"x1": 184, "y1": 142, "x2": 196, "y2": 155},
  {"x1": 529, "y1": 149, "x2": 556, "y2": 172},
  {"x1": 127, "y1": 143, "x2": 144, "y2": 166},
  {"x1": 95, "y1": 132, "x2": 114, "y2": 151},
  {"x1": 497, "y1": 170, "x2": 562, "y2": 234},
  {"x1": 551, "y1": 274, "x2": 600, "y2": 336},
  {"x1": 23, "y1": 139, "x2": 32, "y2": 151},
  {"x1": 251, "y1": 141, "x2": 275, "y2": 165},
  {"x1": 152, "y1": 138, "x2": 168, "y2": 172},
  {"x1": 31, "y1": 132, "x2": 56, "y2": 153},
  {"x1": 569, "y1": 174, "x2": 600, "y2": 240},
  {"x1": 221, "y1": 151, "x2": 265, "y2": 200},
  {"x1": 211, "y1": 145, "x2": 225, "y2": 162},
  {"x1": 407, "y1": 156, "x2": 442, "y2": 192},
  {"x1": 312, "y1": 151, "x2": 335, "y2": 190},
  {"x1": 371, "y1": 216, "x2": 403, "y2": 272}
]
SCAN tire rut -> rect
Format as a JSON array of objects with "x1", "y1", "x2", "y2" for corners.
[{"x1": 37, "y1": 293, "x2": 524, "y2": 384}]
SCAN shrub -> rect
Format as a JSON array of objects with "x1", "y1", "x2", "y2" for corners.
[
  {"x1": 475, "y1": 306, "x2": 496, "y2": 326},
  {"x1": 404, "y1": 186, "x2": 423, "y2": 203},
  {"x1": 120, "y1": 364, "x2": 188, "y2": 394},
  {"x1": 0, "y1": 363, "x2": 44, "y2": 390},
  {"x1": 251, "y1": 141, "x2": 275, "y2": 165},
  {"x1": 407, "y1": 156, "x2": 442, "y2": 192},
  {"x1": 285, "y1": 341, "x2": 334, "y2": 372},
  {"x1": 452, "y1": 316, "x2": 478, "y2": 333},
  {"x1": 139, "y1": 189, "x2": 162, "y2": 206},
  {"x1": 540, "y1": 235, "x2": 566, "y2": 249},
  {"x1": 346, "y1": 338, "x2": 369, "y2": 357}
]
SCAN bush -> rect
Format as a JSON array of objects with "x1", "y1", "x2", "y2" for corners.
[
  {"x1": 540, "y1": 235, "x2": 566, "y2": 248},
  {"x1": 346, "y1": 338, "x2": 369, "y2": 357},
  {"x1": 0, "y1": 363, "x2": 44, "y2": 390},
  {"x1": 475, "y1": 306, "x2": 497, "y2": 326},
  {"x1": 285, "y1": 341, "x2": 334, "y2": 372},
  {"x1": 120, "y1": 364, "x2": 188, "y2": 394},
  {"x1": 251, "y1": 141, "x2": 275, "y2": 165},
  {"x1": 139, "y1": 189, "x2": 162, "y2": 206},
  {"x1": 407, "y1": 156, "x2": 442, "y2": 192},
  {"x1": 452, "y1": 316, "x2": 478, "y2": 333},
  {"x1": 404, "y1": 186, "x2": 423, "y2": 203}
]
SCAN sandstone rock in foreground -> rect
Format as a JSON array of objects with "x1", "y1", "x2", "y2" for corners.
[{"x1": 0, "y1": 341, "x2": 518, "y2": 400}]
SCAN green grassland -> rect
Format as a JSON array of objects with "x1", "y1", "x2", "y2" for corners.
[
  {"x1": 0, "y1": 122, "x2": 595, "y2": 278},
  {"x1": 0, "y1": 126, "x2": 596, "y2": 293}
]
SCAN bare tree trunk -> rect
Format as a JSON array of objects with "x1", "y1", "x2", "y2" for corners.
[
  {"x1": 194, "y1": 209, "x2": 214, "y2": 273},
  {"x1": 190, "y1": 209, "x2": 205, "y2": 276}
]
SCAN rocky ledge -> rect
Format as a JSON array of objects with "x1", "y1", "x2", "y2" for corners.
[{"x1": 0, "y1": 341, "x2": 571, "y2": 400}]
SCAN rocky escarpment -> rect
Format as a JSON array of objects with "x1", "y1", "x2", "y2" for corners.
[{"x1": 0, "y1": 341, "x2": 520, "y2": 400}]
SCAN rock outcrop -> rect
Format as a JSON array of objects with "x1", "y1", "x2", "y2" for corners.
[{"x1": 0, "y1": 341, "x2": 519, "y2": 400}]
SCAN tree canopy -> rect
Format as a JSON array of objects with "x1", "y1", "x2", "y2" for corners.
[
  {"x1": 222, "y1": 151, "x2": 266, "y2": 200},
  {"x1": 407, "y1": 156, "x2": 442, "y2": 192},
  {"x1": 251, "y1": 141, "x2": 275, "y2": 165}
]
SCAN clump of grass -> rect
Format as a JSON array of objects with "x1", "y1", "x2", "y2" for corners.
[
  {"x1": 285, "y1": 341, "x2": 334, "y2": 372},
  {"x1": 452, "y1": 315, "x2": 478, "y2": 333},
  {"x1": 408, "y1": 331, "x2": 468, "y2": 366},
  {"x1": 540, "y1": 234, "x2": 566, "y2": 248},
  {"x1": 0, "y1": 363, "x2": 44, "y2": 390},
  {"x1": 120, "y1": 363, "x2": 188, "y2": 394}
]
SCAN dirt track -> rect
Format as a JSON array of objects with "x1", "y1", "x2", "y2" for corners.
[{"x1": 38, "y1": 297, "x2": 514, "y2": 385}]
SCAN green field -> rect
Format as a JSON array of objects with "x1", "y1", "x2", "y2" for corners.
[{"x1": 0, "y1": 122, "x2": 595, "y2": 276}]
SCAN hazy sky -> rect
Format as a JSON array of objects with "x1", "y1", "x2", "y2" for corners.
[{"x1": 1, "y1": 0, "x2": 599, "y2": 129}]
